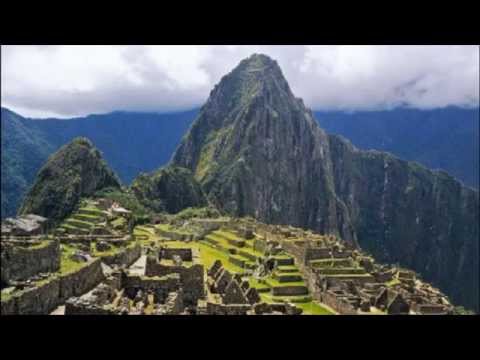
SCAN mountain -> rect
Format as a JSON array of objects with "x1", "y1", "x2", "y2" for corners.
[
  {"x1": 171, "y1": 53, "x2": 479, "y2": 311},
  {"x1": 131, "y1": 166, "x2": 207, "y2": 213},
  {"x1": 172, "y1": 53, "x2": 355, "y2": 242},
  {"x1": 3, "y1": 104, "x2": 477, "y2": 220},
  {"x1": 315, "y1": 107, "x2": 479, "y2": 189},
  {"x1": 1, "y1": 108, "x2": 197, "y2": 218},
  {"x1": 19, "y1": 137, "x2": 121, "y2": 223},
  {"x1": 1, "y1": 108, "x2": 57, "y2": 219}
]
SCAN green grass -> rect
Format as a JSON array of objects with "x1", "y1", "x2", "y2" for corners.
[
  {"x1": 72, "y1": 213, "x2": 102, "y2": 222},
  {"x1": 160, "y1": 240, "x2": 195, "y2": 249},
  {"x1": 65, "y1": 218, "x2": 94, "y2": 229},
  {"x1": 59, "y1": 224, "x2": 90, "y2": 234},
  {"x1": 60, "y1": 245, "x2": 88, "y2": 274},
  {"x1": 248, "y1": 278, "x2": 270, "y2": 291},
  {"x1": 155, "y1": 223, "x2": 193, "y2": 236},
  {"x1": 213, "y1": 230, "x2": 241, "y2": 241},
  {"x1": 28, "y1": 239, "x2": 51, "y2": 250},
  {"x1": 297, "y1": 302, "x2": 334, "y2": 315},
  {"x1": 111, "y1": 217, "x2": 126, "y2": 228},
  {"x1": 93, "y1": 245, "x2": 121, "y2": 257},
  {"x1": 277, "y1": 265, "x2": 300, "y2": 273},
  {"x1": 386, "y1": 278, "x2": 401, "y2": 287},
  {"x1": 195, "y1": 242, "x2": 244, "y2": 274},
  {"x1": 265, "y1": 277, "x2": 306, "y2": 288}
]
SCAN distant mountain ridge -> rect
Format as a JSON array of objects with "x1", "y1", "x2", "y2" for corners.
[
  {"x1": 19, "y1": 137, "x2": 121, "y2": 223},
  {"x1": 315, "y1": 107, "x2": 479, "y2": 189},
  {"x1": 1, "y1": 107, "x2": 197, "y2": 218},
  {"x1": 1, "y1": 106, "x2": 478, "y2": 219}
]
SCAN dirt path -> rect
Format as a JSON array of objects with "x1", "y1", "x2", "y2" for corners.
[{"x1": 129, "y1": 254, "x2": 146, "y2": 276}]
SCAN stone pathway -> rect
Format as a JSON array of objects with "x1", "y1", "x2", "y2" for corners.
[
  {"x1": 128, "y1": 255, "x2": 146, "y2": 276},
  {"x1": 50, "y1": 305, "x2": 65, "y2": 315}
]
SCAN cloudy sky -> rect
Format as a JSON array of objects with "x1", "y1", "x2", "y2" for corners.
[{"x1": 1, "y1": 45, "x2": 479, "y2": 118}]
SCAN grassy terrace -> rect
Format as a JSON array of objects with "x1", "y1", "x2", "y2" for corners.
[
  {"x1": 155, "y1": 223, "x2": 194, "y2": 236},
  {"x1": 93, "y1": 240, "x2": 138, "y2": 258},
  {"x1": 29, "y1": 239, "x2": 51, "y2": 250},
  {"x1": 309, "y1": 258, "x2": 353, "y2": 268},
  {"x1": 134, "y1": 225, "x2": 335, "y2": 315},
  {"x1": 195, "y1": 242, "x2": 244, "y2": 274},
  {"x1": 265, "y1": 277, "x2": 306, "y2": 288},
  {"x1": 259, "y1": 290, "x2": 334, "y2": 315},
  {"x1": 60, "y1": 244, "x2": 89, "y2": 275},
  {"x1": 277, "y1": 265, "x2": 300, "y2": 273},
  {"x1": 297, "y1": 302, "x2": 334, "y2": 315}
]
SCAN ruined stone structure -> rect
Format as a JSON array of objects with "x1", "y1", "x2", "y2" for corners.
[
  {"x1": 1, "y1": 239, "x2": 60, "y2": 286},
  {"x1": 145, "y1": 246, "x2": 205, "y2": 307},
  {"x1": 1, "y1": 214, "x2": 50, "y2": 237}
]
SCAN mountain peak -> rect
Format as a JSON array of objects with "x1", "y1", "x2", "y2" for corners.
[
  {"x1": 237, "y1": 53, "x2": 279, "y2": 70},
  {"x1": 199, "y1": 53, "x2": 296, "y2": 126},
  {"x1": 19, "y1": 137, "x2": 121, "y2": 222}
]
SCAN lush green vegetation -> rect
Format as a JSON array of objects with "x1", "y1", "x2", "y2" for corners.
[
  {"x1": 18, "y1": 137, "x2": 121, "y2": 223},
  {"x1": 1, "y1": 107, "x2": 197, "y2": 218},
  {"x1": 297, "y1": 302, "x2": 334, "y2": 315},
  {"x1": 131, "y1": 166, "x2": 207, "y2": 214}
]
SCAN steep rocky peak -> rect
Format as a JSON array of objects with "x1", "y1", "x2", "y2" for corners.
[{"x1": 202, "y1": 54, "x2": 298, "y2": 122}]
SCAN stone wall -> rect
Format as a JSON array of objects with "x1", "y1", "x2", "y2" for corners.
[
  {"x1": 253, "y1": 238, "x2": 267, "y2": 253},
  {"x1": 14, "y1": 278, "x2": 61, "y2": 315},
  {"x1": 206, "y1": 302, "x2": 251, "y2": 315},
  {"x1": 1, "y1": 240, "x2": 60, "y2": 284},
  {"x1": 155, "y1": 228, "x2": 193, "y2": 241},
  {"x1": 122, "y1": 273, "x2": 181, "y2": 303},
  {"x1": 1, "y1": 258, "x2": 105, "y2": 315},
  {"x1": 159, "y1": 248, "x2": 193, "y2": 262},
  {"x1": 321, "y1": 291, "x2": 357, "y2": 315},
  {"x1": 281, "y1": 241, "x2": 306, "y2": 262},
  {"x1": 304, "y1": 247, "x2": 331, "y2": 262},
  {"x1": 65, "y1": 302, "x2": 117, "y2": 315},
  {"x1": 59, "y1": 259, "x2": 105, "y2": 302},
  {"x1": 100, "y1": 244, "x2": 141, "y2": 268},
  {"x1": 145, "y1": 257, "x2": 204, "y2": 307}
]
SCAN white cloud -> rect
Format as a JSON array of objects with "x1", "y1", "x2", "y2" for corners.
[{"x1": 1, "y1": 45, "x2": 478, "y2": 118}]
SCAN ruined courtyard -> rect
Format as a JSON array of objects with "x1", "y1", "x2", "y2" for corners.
[{"x1": 1, "y1": 199, "x2": 454, "y2": 315}]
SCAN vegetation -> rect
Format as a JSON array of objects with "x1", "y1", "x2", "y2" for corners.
[
  {"x1": 174, "y1": 206, "x2": 221, "y2": 220},
  {"x1": 131, "y1": 166, "x2": 207, "y2": 214},
  {"x1": 18, "y1": 137, "x2": 121, "y2": 223},
  {"x1": 60, "y1": 244, "x2": 88, "y2": 275},
  {"x1": 1, "y1": 108, "x2": 197, "y2": 218}
]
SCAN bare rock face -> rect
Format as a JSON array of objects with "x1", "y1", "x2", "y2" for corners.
[
  {"x1": 19, "y1": 137, "x2": 121, "y2": 223},
  {"x1": 172, "y1": 53, "x2": 479, "y2": 311},
  {"x1": 172, "y1": 54, "x2": 355, "y2": 244}
]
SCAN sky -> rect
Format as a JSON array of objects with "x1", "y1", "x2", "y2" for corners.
[{"x1": 1, "y1": 45, "x2": 479, "y2": 118}]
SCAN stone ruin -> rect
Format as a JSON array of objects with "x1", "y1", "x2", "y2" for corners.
[
  {"x1": 145, "y1": 246, "x2": 205, "y2": 309},
  {"x1": 65, "y1": 271, "x2": 186, "y2": 315},
  {"x1": 204, "y1": 260, "x2": 301, "y2": 315},
  {"x1": 267, "y1": 222, "x2": 454, "y2": 315},
  {"x1": 1, "y1": 214, "x2": 50, "y2": 237}
]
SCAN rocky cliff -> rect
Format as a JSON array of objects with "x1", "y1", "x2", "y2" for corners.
[
  {"x1": 328, "y1": 134, "x2": 479, "y2": 311},
  {"x1": 19, "y1": 137, "x2": 121, "y2": 223},
  {"x1": 172, "y1": 54, "x2": 479, "y2": 311},
  {"x1": 172, "y1": 54, "x2": 356, "y2": 244}
]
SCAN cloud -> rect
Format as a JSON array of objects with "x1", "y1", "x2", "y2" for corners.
[{"x1": 1, "y1": 45, "x2": 478, "y2": 118}]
